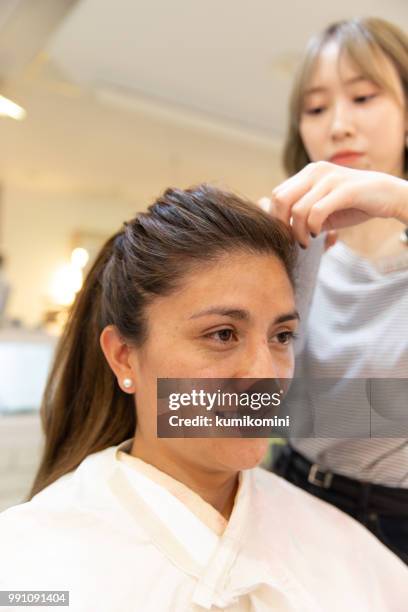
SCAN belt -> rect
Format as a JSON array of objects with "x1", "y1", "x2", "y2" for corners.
[{"x1": 277, "y1": 445, "x2": 408, "y2": 515}]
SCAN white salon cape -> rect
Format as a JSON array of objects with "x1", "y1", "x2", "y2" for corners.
[{"x1": 0, "y1": 440, "x2": 407, "y2": 611}]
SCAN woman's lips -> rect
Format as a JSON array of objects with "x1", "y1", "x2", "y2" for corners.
[{"x1": 329, "y1": 151, "x2": 364, "y2": 165}]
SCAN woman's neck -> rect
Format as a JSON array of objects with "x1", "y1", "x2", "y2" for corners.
[
  {"x1": 130, "y1": 437, "x2": 239, "y2": 521},
  {"x1": 338, "y1": 217, "x2": 406, "y2": 261},
  {"x1": 337, "y1": 165, "x2": 407, "y2": 260}
]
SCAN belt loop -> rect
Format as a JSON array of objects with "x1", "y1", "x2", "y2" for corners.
[{"x1": 308, "y1": 464, "x2": 333, "y2": 489}]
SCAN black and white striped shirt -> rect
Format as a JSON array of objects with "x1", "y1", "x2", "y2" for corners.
[{"x1": 292, "y1": 240, "x2": 408, "y2": 487}]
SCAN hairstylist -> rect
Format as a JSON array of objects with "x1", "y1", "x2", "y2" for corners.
[{"x1": 265, "y1": 18, "x2": 408, "y2": 563}]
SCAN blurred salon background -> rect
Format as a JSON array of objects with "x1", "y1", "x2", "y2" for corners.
[{"x1": 0, "y1": 0, "x2": 407, "y2": 511}]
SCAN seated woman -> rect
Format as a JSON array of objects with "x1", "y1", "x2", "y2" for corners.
[{"x1": 0, "y1": 185, "x2": 406, "y2": 611}]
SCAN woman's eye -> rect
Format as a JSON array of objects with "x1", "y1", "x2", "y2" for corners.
[
  {"x1": 206, "y1": 329, "x2": 236, "y2": 343},
  {"x1": 353, "y1": 93, "x2": 376, "y2": 104},
  {"x1": 272, "y1": 331, "x2": 297, "y2": 345},
  {"x1": 304, "y1": 106, "x2": 326, "y2": 115}
]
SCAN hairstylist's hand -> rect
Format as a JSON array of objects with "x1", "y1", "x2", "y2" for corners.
[
  {"x1": 258, "y1": 195, "x2": 338, "y2": 251},
  {"x1": 262, "y1": 162, "x2": 408, "y2": 248}
]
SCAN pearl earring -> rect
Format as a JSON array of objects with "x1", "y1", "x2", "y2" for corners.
[{"x1": 123, "y1": 378, "x2": 133, "y2": 390}]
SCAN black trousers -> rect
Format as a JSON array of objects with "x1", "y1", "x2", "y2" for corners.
[{"x1": 272, "y1": 444, "x2": 408, "y2": 565}]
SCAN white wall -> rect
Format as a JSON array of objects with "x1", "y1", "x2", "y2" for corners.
[
  {"x1": 0, "y1": 413, "x2": 43, "y2": 512},
  {"x1": 3, "y1": 189, "x2": 143, "y2": 327},
  {"x1": 3, "y1": 136, "x2": 283, "y2": 327}
]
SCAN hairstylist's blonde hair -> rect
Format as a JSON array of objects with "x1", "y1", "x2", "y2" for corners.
[{"x1": 283, "y1": 17, "x2": 408, "y2": 177}]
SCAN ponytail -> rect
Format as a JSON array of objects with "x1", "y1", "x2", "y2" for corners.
[{"x1": 28, "y1": 234, "x2": 135, "y2": 499}]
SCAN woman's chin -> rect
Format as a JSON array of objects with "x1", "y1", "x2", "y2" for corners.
[{"x1": 212, "y1": 438, "x2": 270, "y2": 471}]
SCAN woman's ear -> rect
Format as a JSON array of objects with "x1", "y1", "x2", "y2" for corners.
[
  {"x1": 100, "y1": 325, "x2": 136, "y2": 393},
  {"x1": 405, "y1": 107, "x2": 408, "y2": 144}
]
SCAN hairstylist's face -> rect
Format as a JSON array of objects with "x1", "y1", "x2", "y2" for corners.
[
  {"x1": 129, "y1": 250, "x2": 297, "y2": 472},
  {"x1": 299, "y1": 42, "x2": 407, "y2": 176}
]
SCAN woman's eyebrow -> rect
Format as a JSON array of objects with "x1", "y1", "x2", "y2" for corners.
[
  {"x1": 303, "y1": 85, "x2": 327, "y2": 97},
  {"x1": 189, "y1": 307, "x2": 250, "y2": 320},
  {"x1": 189, "y1": 307, "x2": 300, "y2": 323},
  {"x1": 344, "y1": 75, "x2": 374, "y2": 85},
  {"x1": 274, "y1": 311, "x2": 300, "y2": 324}
]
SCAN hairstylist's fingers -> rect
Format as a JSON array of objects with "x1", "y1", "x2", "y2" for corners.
[
  {"x1": 257, "y1": 196, "x2": 282, "y2": 222},
  {"x1": 273, "y1": 162, "x2": 320, "y2": 195},
  {"x1": 273, "y1": 161, "x2": 331, "y2": 198},
  {"x1": 306, "y1": 190, "x2": 349, "y2": 234},
  {"x1": 307, "y1": 188, "x2": 374, "y2": 233},
  {"x1": 257, "y1": 195, "x2": 289, "y2": 224},
  {"x1": 272, "y1": 163, "x2": 329, "y2": 226},
  {"x1": 288, "y1": 178, "x2": 333, "y2": 246},
  {"x1": 272, "y1": 176, "x2": 312, "y2": 223},
  {"x1": 270, "y1": 192, "x2": 292, "y2": 224}
]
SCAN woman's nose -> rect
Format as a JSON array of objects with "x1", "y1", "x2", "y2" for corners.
[
  {"x1": 330, "y1": 101, "x2": 355, "y2": 141},
  {"x1": 234, "y1": 343, "x2": 281, "y2": 380}
]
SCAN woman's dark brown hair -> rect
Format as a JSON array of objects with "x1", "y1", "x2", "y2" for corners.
[{"x1": 29, "y1": 184, "x2": 296, "y2": 498}]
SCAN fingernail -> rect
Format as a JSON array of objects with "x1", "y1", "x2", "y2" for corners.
[{"x1": 310, "y1": 232, "x2": 317, "y2": 238}]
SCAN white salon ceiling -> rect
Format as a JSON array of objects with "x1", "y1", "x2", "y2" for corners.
[
  {"x1": 0, "y1": 0, "x2": 407, "y2": 196},
  {"x1": 46, "y1": 0, "x2": 408, "y2": 136}
]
